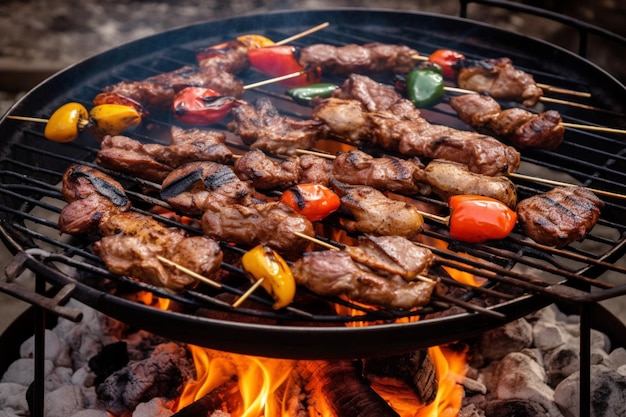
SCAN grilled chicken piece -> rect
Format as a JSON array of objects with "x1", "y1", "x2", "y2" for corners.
[
  {"x1": 331, "y1": 179, "x2": 424, "y2": 239},
  {"x1": 93, "y1": 212, "x2": 222, "y2": 291},
  {"x1": 230, "y1": 98, "x2": 325, "y2": 155},
  {"x1": 161, "y1": 161, "x2": 255, "y2": 215},
  {"x1": 292, "y1": 250, "x2": 436, "y2": 310},
  {"x1": 343, "y1": 235, "x2": 435, "y2": 281},
  {"x1": 299, "y1": 43, "x2": 419, "y2": 76},
  {"x1": 98, "y1": 66, "x2": 244, "y2": 110},
  {"x1": 58, "y1": 164, "x2": 131, "y2": 235},
  {"x1": 332, "y1": 149, "x2": 429, "y2": 195},
  {"x1": 314, "y1": 97, "x2": 521, "y2": 176},
  {"x1": 424, "y1": 159, "x2": 517, "y2": 208},
  {"x1": 450, "y1": 94, "x2": 564, "y2": 150},
  {"x1": 455, "y1": 58, "x2": 543, "y2": 107},
  {"x1": 201, "y1": 201, "x2": 315, "y2": 257},
  {"x1": 516, "y1": 186, "x2": 603, "y2": 248}
]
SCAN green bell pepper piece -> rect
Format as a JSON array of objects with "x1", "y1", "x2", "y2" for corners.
[
  {"x1": 286, "y1": 83, "x2": 339, "y2": 105},
  {"x1": 406, "y1": 64, "x2": 444, "y2": 107}
]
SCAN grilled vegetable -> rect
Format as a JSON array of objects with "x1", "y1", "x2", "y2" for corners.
[
  {"x1": 247, "y1": 45, "x2": 321, "y2": 87},
  {"x1": 448, "y1": 195, "x2": 517, "y2": 243},
  {"x1": 88, "y1": 104, "x2": 142, "y2": 139},
  {"x1": 236, "y1": 34, "x2": 275, "y2": 49},
  {"x1": 286, "y1": 83, "x2": 339, "y2": 105},
  {"x1": 404, "y1": 63, "x2": 444, "y2": 107},
  {"x1": 428, "y1": 49, "x2": 466, "y2": 79},
  {"x1": 173, "y1": 87, "x2": 242, "y2": 125},
  {"x1": 43, "y1": 102, "x2": 89, "y2": 142},
  {"x1": 280, "y1": 183, "x2": 341, "y2": 221},
  {"x1": 241, "y1": 244, "x2": 296, "y2": 309}
]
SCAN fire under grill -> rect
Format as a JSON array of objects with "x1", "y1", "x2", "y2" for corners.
[{"x1": 1, "y1": 8, "x2": 626, "y2": 363}]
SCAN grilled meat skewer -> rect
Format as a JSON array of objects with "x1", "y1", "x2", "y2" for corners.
[{"x1": 449, "y1": 93, "x2": 564, "y2": 149}]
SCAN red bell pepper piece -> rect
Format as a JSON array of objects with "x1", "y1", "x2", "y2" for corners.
[
  {"x1": 172, "y1": 86, "x2": 242, "y2": 125},
  {"x1": 280, "y1": 183, "x2": 341, "y2": 221},
  {"x1": 429, "y1": 49, "x2": 466, "y2": 79},
  {"x1": 247, "y1": 45, "x2": 321, "y2": 87},
  {"x1": 448, "y1": 195, "x2": 517, "y2": 243}
]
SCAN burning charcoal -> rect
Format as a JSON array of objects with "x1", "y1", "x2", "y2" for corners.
[
  {"x1": 479, "y1": 318, "x2": 533, "y2": 361},
  {"x1": 42, "y1": 385, "x2": 87, "y2": 417},
  {"x1": 483, "y1": 399, "x2": 549, "y2": 417},
  {"x1": 88, "y1": 341, "x2": 129, "y2": 385},
  {"x1": 20, "y1": 329, "x2": 72, "y2": 368}
]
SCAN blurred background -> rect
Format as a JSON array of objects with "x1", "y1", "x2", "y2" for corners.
[{"x1": 0, "y1": 0, "x2": 624, "y2": 331}]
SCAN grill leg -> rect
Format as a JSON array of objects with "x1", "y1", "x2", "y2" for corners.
[
  {"x1": 31, "y1": 274, "x2": 46, "y2": 417},
  {"x1": 579, "y1": 303, "x2": 591, "y2": 417}
]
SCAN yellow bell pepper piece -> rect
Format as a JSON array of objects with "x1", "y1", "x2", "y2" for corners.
[
  {"x1": 241, "y1": 244, "x2": 296, "y2": 309},
  {"x1": 88, "y1": 104, "x2": 142, "y2": 139},
  {"x1": 44, "y1": 102, "x2": 89, "y2": 142},
  {"x1": 236, "y1": 34, "x2": 275, "y2": 49}
]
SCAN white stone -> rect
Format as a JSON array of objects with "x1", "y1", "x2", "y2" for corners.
[
  {"x1": 69, "y1": 410, "x2": 110, "y2": 417},
  {"x1": 0, "y1": 358, "x2": 54, "y2": 386},
  {"x1": 0, "y1": 382, "x2": 28, "y2": 414},
  {"x1": 44, "y1": 385, "x2": 86, "y2": 417},
  {"x1": 132, "y1": 397, "x2": 175, "y2": 417},
  {"x1": 45, "y1": 365, "x2": 73, "y2": 392},
  {"x1": 533, "y1": 321, "x2": 571, "y2": 352},
  {"x1": 608, "y1": 347, "x2": 626, "y2": 369},
  {"x1": 71, "y1": 366, "x2": 96, "y2": 387},
  {"x1": 19, "y1": 329, "x2": 72, "y2": 368}
]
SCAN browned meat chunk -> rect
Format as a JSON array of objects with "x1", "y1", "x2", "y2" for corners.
[
  {"x1": 332, "y1": 149, "x2": 429, "y2": 195},
  {"x1": 450, "y1": 94, "x2": 564, "y2": 150},
  {"x1": 58, "y1": 165, "x2": 131, "y2": 235},
  {"x1": 234, "y1": 149, "x2": 300, "y2": 190},
  {"x1": 196, "y1": 40, "x2": 250, "y2": 74},
  {"x1": 298, "y1": 154, "x2": 334, "y2": 186},
  {"x1": 455, "y1": 58, "x2": 543, "y2": 107},
  {"x1": 516, "y1": 186, "x2": 603, "y2": 247},
  {"x1": 161, "y1": 161, "x2": 255, "y2": 215},
  {"x1": 230, "y1": 98, "x2": 325, "y2": 155},
  {"x1": 292, "y1": 250, "x2": 436, "y2": 310},
  {"x1": 299, "y1": 43, "x2": 419, "y2": 76},
  {"x1": 200, "y1": 201, "x2": 314, "y2": 257},
  {"x1": 331, "y1": 179, "x2": 424, "y2": 239}
]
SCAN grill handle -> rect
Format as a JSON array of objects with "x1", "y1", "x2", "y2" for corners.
[
  {"x1": 1, "y1": 251, "x2": 83, "y2": 322},
  {"x1": 459, "y1": 0, "x2": 626, "y2": 57}
]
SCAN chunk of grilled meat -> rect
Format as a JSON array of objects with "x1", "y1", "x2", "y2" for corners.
[
  {"x1": 331, "y1": 179, "x2": 424, "y2": 239},
  {"x1": 314, "y1": 97, "x2": 520, "y2": 176},
  {"x1": 449, "y1": 94, "x2": 564, "y2": 149},
  {"x1": 230, "y1": 98, "x2": 325, "y2": 155},
  {"x1": 299, "y1": 43, "x2": 419, "y2": 76},
  {"x1": 344, "y1": 235, "x2": 435, "y2": 281},
  {"x1": 59, "y1": 164, "x2": 131, "y2": 235},
  {"x1": 332, "y1": 149, "x2": 429, "y2": 195},
  {"x1": 516, "y1": 186, "x2": 603, "y2": 247},
  {"x1": 93, "y1": 212, "x2": 223, "y2": 291},
  {"x1": 455, "y1": 58, "x2": 543, "y2": 107},
  {"x1": 161, "y1": 161, "x2": 255, "y2": 215},
  {"x1": 97, "y1": 127, "x2": 233, "y2": 182},
  {"x1": 424, "y1": 159, "x2": 517, "y2": 208},
  {"x1": 200, "y1": 201, "x2": 314, "y2": 257},
  {"x1": 292, "y1": 250, "x2": 436, "y2": 310},
  {"x1": 96, "y1": 66, "x2": 244, "y2": 110},
  {"x1": 196, "y1": 40, "x2": 250, "y2": 74}
]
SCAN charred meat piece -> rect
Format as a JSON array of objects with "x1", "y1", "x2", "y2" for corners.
[
  {"x1": 516, "y1": 186, "x2": 603, "y2": 247},
  {"x1": 161, "y1": 161, "x2": 255, "y2": 215},
  {"x1": 450, "y1": 94, "x2": 564, "y2": 150},
  {"x1": 98, "y1": 66, "x2": 244, "y2": 110},
  {"x1": 93, "y1": 212, "x2": 223, "y2": 291},
  {"x1": 200, "y1": 201, "x2": 314, "y2": 257},
  {"x1": 234, "y1": 149, "x2": 300, "y2": 190},
  {"x1": 332, "y1": 149, "x2": 429, "y2": 195},
  {"x1": 455, "y1": 58, "x2": 543, "y2": 107},
  {"x1": 298, "y1": 154, "x2": 334, "y2": 186},
  {"x1": 331, "y1": 179, "x2": 424, "y2": 239},
  {"x1": 59, "y1": 165, "x2": 131, "y2": 235},
  {"x1": 292, "y1": 250, "x2": 436, "y2": 310},
  {"x1": 299, "y1": 43, "x2": 419, "y2": 76},
  {"x1": 344, "y1": 235, "x2": 435, "y2": 281},
  {"x1": 314, "y1": 97, "x2": 521, "y2": 176},
  {"x1": 230, "y1": 98, "x2": 325, "y2": 155},
  {"x1": 424, "y1": 159, "x2": 517, "y2": 208},
  {"x1": 196, "y1": 40, "x2": 250, "y2": 74}
]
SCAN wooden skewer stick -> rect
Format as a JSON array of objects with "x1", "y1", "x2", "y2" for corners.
[
  {"x1": 411, "y1": 54, "x2": 591, "y2": 98},
  {"x1": 232, "y1": 277, "x2": 265, "y2": 308},
  {"x1": 274, "y1": 22, "x2": 330, "y2": 46},
  {"x1": 560, "y1": 122, "x2": 626, "y2": 135},
  {"x1": 292, "y1": 231, "x2": 437, "y2": 284},
  {"x1": 156, "y1": 255, "x2": 222, "y2": 289}
]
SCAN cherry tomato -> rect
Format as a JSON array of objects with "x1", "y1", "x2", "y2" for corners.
[
  {"x1": 172, "y1": 86, "x2": 242, "y2": 125},
  {"x1": 429, "y1": 49, "x2": 466, "y2": 79},
  {"x1": 247, "y1": 45, "x2": 321, "y2": 87},
  {"x1": 280, "y1": 183, "x2": 341, "y2": 221},
  {"x1": 448, "y1": 195, "x2": 517, "y2": 243}
]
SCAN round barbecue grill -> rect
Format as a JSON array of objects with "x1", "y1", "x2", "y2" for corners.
[{"x1": 1, "y1": 8, "x2": 625, "y2": 360}]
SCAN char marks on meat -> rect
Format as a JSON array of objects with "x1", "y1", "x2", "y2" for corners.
[
  {"x1": 161, "y1": 161, "x2": 255, "y2": 215},
  {"x1": 230, "y1": 98, "x2": 325, "y2": 155},
  {"x1": 299, "y1": 43, "x2": 419, "y2": 76},
  {"x1": 450, "y1": 94, "x2": 564, "y2": 149},
  {"x1": 200, "y1": 201, "x2": 314, "y2": 257},
  {"x1": 196, "y1": 40, "x2": 250, "y2": 74},
  {"x1": 292, "y1": 250, "x2": 436, "y2": 310},
  {"x1": 516, "y1": 186, "x2": 603, "y2": 247},
  {"x1": 455, "y1": 58, "x2": 543, "y2": 107}
]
